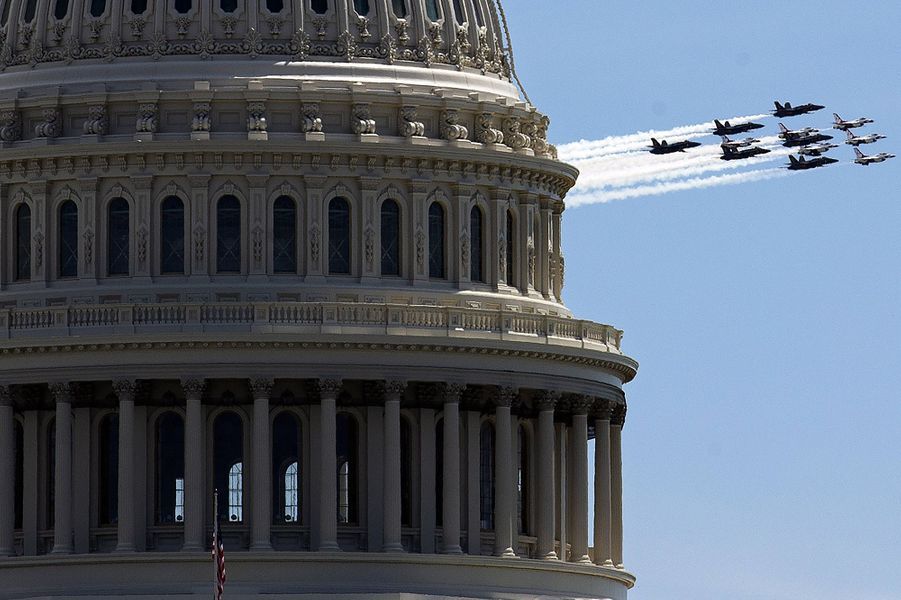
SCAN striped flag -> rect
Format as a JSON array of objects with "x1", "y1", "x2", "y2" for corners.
[{"x1": 212, "y1": 490, "x2": 226, "y2": 600}]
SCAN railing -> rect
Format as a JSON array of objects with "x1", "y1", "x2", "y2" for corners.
[{"x1": 0, "y1": 302, "x2": 624, "y2": 353}]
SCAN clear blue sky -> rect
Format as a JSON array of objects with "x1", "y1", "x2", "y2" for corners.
[{"x1": 505, "y1": 2, "x2": 900, "y2": 599}]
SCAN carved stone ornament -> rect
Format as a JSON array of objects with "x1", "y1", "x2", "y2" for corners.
[
  {"x1": 415, "y1": 228, "x2": 425, "y2": 271},
  {"x1": 498, "y1": 236, "x2": 506, "y2": 279},
  {"x1": 193, "y1": 224, "x2": 206, "y2": 266},
  {"x1": 444, "y1": 383, "x2": 466, "y2": 403},
  {"x1": 49, "y1": 382, "x2": 74, "y2": 403},
  {"x1": 35, "y1": 108, "x2": 60, "y2": 138},
  {"x1": 592, "y1": 399, "x2": 617, "y2": 421},
  {"x1": 527, "y1": 241, "x2": 535, "y2": 286},
  {"x1": 460, "y1": 231, "x2": 470, "y2": 270},
  {"x1": 249, "y1": 378, "x2": 274, "y2": 399},
  {"x1": 394, "y1": 20, "x2": 409, "y2": 43},
  {"x1": 83, "y1": 228, "x2": 94, "y2": 267},
  {"x1": 246, "y1": 102, "x2": 268, "y2": 132},
  {"x1": 192, "y1": 103, "x2": 211, "y2": 132},
  {"x1": 383, "y1": 380, "x2": 407, "y2": 399},
  {"x1": 399, "y1": 105, "x2": 425, "y2": 137},
  {"x1": 504, "y1": 117, "x2": 530, "y2": 151},
  {"x1": 0, "y1": 110, "x2": 22, "y2": 142},
  {"x1": 476, "y1": 112, "x2": 504, "y2": 145},
  {"x1": 0, "y1": 385, "x2": 12, "y2": 407},
  {"x1": 352, "y1": 104, "x2": 376, "y2": 135},
  {"x1": 364, "y1": 226, "x2": 374, "y2": 270},
  {"x1": 136, "y1": 103, "x2": 158, "y2": 133},
  {"x1": 356, "y1": 16, "x2": 371, "y2": 39},
  {"x1": 531, "y1": 115, "x2": 551, "y2": 157},
  {"x1": 441, "y1": 109, "x2": 469, "y2": 141},
  {"x1": 83, "y1": 105, "x2": 108, "y2": 135},
  {"x1": 570, "y1": 395, "x2": 594, "y2": 416},
  {"x1": 612, "y1": 403, "x2": 627, "y2": 427},
  {"x1": 112, "y1": 379, "x2": 138, "y2": 400},
  {"x1": 252, "y1": 224, "x2": 264, "y2": 266},
  {"x1": 318, "y1": 378, "x2": 343, "y2": 397},
  {"x1": 495, "y1": 386, "x2": 518, "y2": 408},
  {"x1": 301, "y1": 103, "x2": 323, "y2": 133},
  {"x1": 33, "y1": 230, "x2": 44, "y2": 268},
  {"x1": 535, "y1": 390, "x2": 561, "y2": 412},
  {"x1": 180, "y1": 378, "x2": 206, "y2": 399},
  {"x1": 310, "y1": 223, "x2": 321, "y2": 263},
  {"x1": 136, "y1": 224, "x2": 148, "y2": 269}
]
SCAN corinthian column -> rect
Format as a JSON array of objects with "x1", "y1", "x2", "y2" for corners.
[
  {"x1": 535, "y1": 391, "x2": 558, "y2": 560},
  {"x1": 318, "y1": 379, "x2": 342, "y2": 551},
  {"x1": 442, "y1": 384, "x2": 464, "y2": 554},
  {"x1": 569, "y1": 396, "x2": 592, "y2": 564},
  {"x1": 250, "y1": 378, "x2": 274, "y2": 551},
  {"x1": 50, "y1": 383, "x2": 73, "y2": 555},
  {"x1": 611, "y1": 403, "x2": 626, "y2": 569},
  {"x1": 0, "y1": 386, "x2": 14, "y2": 557},
  {"x1": 382, "y1": 381, "x2": 406, "y2": 552},
  {"x1": 593, "y1": 399, "x2": 615, "y2": 567},
  {"x1": 113, "y1": 380, "x2": 138, "y2": 553},
  {"x1": 493, "y1": 387, "x2": 517, "y2": 558},
  {"x1": 181, "y1": 378, "x2": 206, "y2": 552}
]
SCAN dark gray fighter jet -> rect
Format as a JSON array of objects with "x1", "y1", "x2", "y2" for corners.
[
  {"x1": 712, "y1": 119, "x2": 765, "y2": 136},
  {"x1": 648, "y1": 137, "x2": 702, "y2": 154},
  {"x1": 773, "y1": 100, "x2": 825, "y2": 118},
  {"x1": 720, "y1": 145, "x2": 771, "y2": 161},
  {"x1": 786, "y1": 154, "x2": 838, "y2": 170}
]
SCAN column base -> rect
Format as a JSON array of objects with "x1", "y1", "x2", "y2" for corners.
[
  {"x1": 575, "y1": 555, "x2": 592, "y2": 565},
  {"x1": 250, "y1": 543, "x2": 273, "y2": 551},
  {"x1": 442, "y1": 545, "x2": 463, "y2": 555},
  {"x1": 541, "y1": 551, "x2": 559, "y2": 560},
  {"x1": 318, "y1": 542, "x2": 341, "y2": 552},
  {"x1": 113, "y1": 544, "x2": 136, "y2": 553},
  {"x1": 181, "y1": 543, "x2": 204, "y2": 552},
  {"x1": 382, "y1": 543, "x2": 405, "y2": 553},
  {"x1": 495, "y1": 548, "x2": 517, "y2": 558},
  {"x1": 50, "y1": 546, "x2": 73, "y2": 555},
  {"x1": 602, "y1": 559, "x2": 615, "y2": 567}
]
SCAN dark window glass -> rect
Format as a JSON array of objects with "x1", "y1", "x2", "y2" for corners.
[
  {"x1": 400, "y1": 417, "x2": 412, "y2": 527},
  {"x1": 311, "y1": 0, "x2": 327, "y2": 14},
  {"x1": 517, "y1": 425, "x2": 528, "y2": 534},
  {"x1": 98, "y1": 414, "x2": 119, "y2": 526},
  {"x1": 425, "y1": 0, "x2": 439, "y2": 21},
  {"x1": 174, "y1": 0, "x2": 191, "y2": 13},
  {"x1": 213, "y1": 412, "x2": 244, "y2": 523},
  {"x1": 428, "y1": 202, "x2": 445, "y2": 279},
  {"x1": 130, "y1": 0, "x2": 146, "y2": 15},
  {"x1": 1, "y1": 0, "x2": 12, "y2": 25},
  {"x1": 15, "y1": 204, "x2": 31, "y2": 281},
  {"x1": 272, "y1": 412, "x2": 301, "y2": 523},
  {"x1": 216, "y1": 195, "x2": 241, "y2": 273},
  {"x1": 352, "y1": 0, "x2": 368, "y2": 15},
  {"x1": 479, "y1": 422, "x2": 494, "y2": 530},
  {"x1": 470, "y1": 206, "x2": 483, "y2": 283},
  {"x1": 391, "y1": 0, "x2": 406, "y2": 18},
  {"x1": 506, "y1": 210, "x2": 515, "y2": 286},
  {"x1": 266, "y1": 0, "x2": 283, "y2": 12},
  {"x1": 220, "y1": 0, "x2": 237, "y2": 13},
  {"x1": 380, "y1": 200, "x2": 400, "y2": 276},
  {"x1": 53, "y1": 0, "x2": 69, "y2": 18},
  {"x1": 107, "y1": 198, "x2": 129, "y2": 276},
  {"x1": 328, "y1": 198, "x2": 351, "y2": 275},
  {"x1": 435, "y1": 418, "x2": 443, "y2": 527},
  {"x1": 23, "y1": 0, "x2": 37, "y2": 22},
  {"x1": 273, "y1": 196, "x2": 297, "y2": 274},
  {"x1": 160, "y1": 197, "x2": 185, "y2": 274},
  {"x1": 14, "y1": 421, "x2": 23, "y2": 530},
  {"x1": 336, "y1": 413, "x2": 358, "y2": 524},
  {"x1": 90, "y1": 0, "x2": 106, "y2": 17},
  {"x1": 472, "y1": 0, "x2": 483, "y2": 26},
  {"x1": 155, "y1": 412, "x2": 185, "y2": 525},
  {"x1": 46, "y1": 419, "x2": 55, "y2": 529},
  {"x1": 452, "y1": 0, "x2": 464, "y2": 24},
  {"x1": 58, "y1": 201, "x2": 78, "y2": 279}
]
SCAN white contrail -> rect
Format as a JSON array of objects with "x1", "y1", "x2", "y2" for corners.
[{"x1": 566, "y1": 168, "x2": 791, "y2": 207}]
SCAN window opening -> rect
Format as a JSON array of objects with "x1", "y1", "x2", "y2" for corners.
[
  {"x1": 160, "y1": 197, "x2": 185, "y2": 274},
  {"x1": 428, "y1": 202, "x2": 445, "y2": 279},
  {"x1": 400, "y1": 417, "x2": 412, "y2": 527},
  {"x1": 14, "y1": 421, "x2": 23, "y2": 529},
  {"x1": 272, "y1": 412, "x2": 301, "y2": 524},
  {"x1": 266, "y1": 0, "x2": 283, "y2": 12},
  {"x1": 214, "y1": 412, "x2": 244, "y2": 523},
  {"x1": 479, "y1": 422, "x2": 495, "y2": 529},
  {"x1": 452, "y1": 0, "x2": 464, "y2": 24},
  {"x1": 98, "y1": 414, "x2": 119, "y2": 526},
  {"x1": 174, "y1": 0, "x2": 191, "y2": 13},
  {"x1": 90, "y1": 0, "x2": 106, "y2": 17},
  {"x1": 380, "y1": 199, "x2": 400, "y2": 276},
  {"x1": 336, "y1": 413, "x2": 358, "y2": 524},
  {"x1": 228, "y1": 462, "x2": 243, "y2": 522},
  {"x1": 272, "y1": 196, "x2": 297, "y2": 274},
  {"x1": 156, "y1": 412, "x2": 185, "y2": 524},
  {"x1": 107, "y1": 198, "x2": 129, "y2": 276},
  {"x1": 424, "y1": 0, "x2": 439, "y2": 21},
  {"x1": 1, "y1": 0, "x2": 12, "y2": 26},
  {"x1": 469, "y1": 206, "x2": 483, "y2": 283},
  {"x1": 328, "y1": 198, "x2": 351, "y2": 275},
  {"x1": 352, "y1": 0, "x2": 369, "y2": 15},
  {"x1": 391, "y1": 0, "x2": 406, "y2": 18},
  {"x1": 23, "y1": 0, "x2": 37, "y2": 22},
  {"x1": 130, "y1": 0, "x2": 146, "y2": 15},
  {"x1": 517, "y1": 425, "x2": 528, "y2": 534},
  {"x1": 58, "y1": 201, "x2": 78, "y2": 278},
  {"x1": 472, "y1": 0, "x2": 483, "y2": 26},
  {"x1": 506, "y1": 210, "x2": 515, "y2": 286},
  {"x1": 220, "y1": 0, "x2": 237, "y2": 13},
  {"x1": 15, "y1": 204, "x2": 31, "y2": 281},
  {"x1": 216, "y1": 195, "x2": 241, "y2": 273},
  {"x1": 311, "y1": 0, "x2": 327, "y2": 14}
]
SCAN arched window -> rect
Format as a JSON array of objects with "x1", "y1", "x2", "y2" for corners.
[
  {"x1": 107, "y1": 198, "x2": 129, "y2": 276},
  {"x1": 160, "y1": 196, "x2": 185, "y2": 274},
  {"x1": 54, "y1": 0, "x2": 69, "y2": 19},
  {"x1": 479, "y1": 422, "x2": 495, "y2": 530},
  {"x1": 328, "y1": 197, "x2": 351, "y2": 275},
  {"x1": 428, "y1": 202, "x2": 445, "y2": 279},
  {"x1": 505, "y1": 210, "x2": 515, "y2": 287},
  {"x1": 424, "y1": 0, "x2": 439, "y2": 21},
  {"x1": 14, "y1": 420, "x2": 23, "y2": 530},
  {"x1": 400, "y1": 416, "x2": 413, "y2": 527},
  {"x1": 272, "y1": 412, "x2": 301, "y2": 523},
  {"x1": 155, "y1": 412, "x2": 185, "y2": 524},
  {"x1": 89, "y1": 0, "x2": 106, "y2": 17},
  {"x1": 336, "y1": 413, "x2": 358, "y2": 524},
  {"x1": 98, "y1": 414, "x2": 119, "y2": 526},
  {"x1": 23, "y1": 0, "x2": 37, "y2": 22},
  {"x1": 58, "y1": 201, "x2": 78, "y2": 278},
  {"x1": 213, "y1": 412, "x2": 244, "y2": 523},
  {"x1": 352, "y1": 0, "x2": 369, "y2": 15},
  {"x1": 220, "y1": 0, "x2": 237, "y2": 13},
  {"x1": 15, "y1": 204, "x2": 31, "y2": 281},
  {"x1": 452, "y1": 0, "x2": 464, "y2": 24},
  {"x1": 174, "y1": 0, "x2": 191, "y2": 13},
  {"x1": 311, "y1": 0, "x2": 327, "y2": 14},
  {"x1": 391, "y1": 0, "x2": 406, "y2": 18},
  {"x1": 266, "y1": 0, "x2": 283, "y2": 12},
  {"x1": 380, "y1": 199, "x2": 400, "y2": 276},
  {"x1": 216, "y1": 195, "x2": 241, "y2": 273},
  {"x1": 435, "y1": 418, "x2": 443, "y2": 527},
  {"x1": 46, "y1": 419, "x2": 55, "y2": 529},
  {"x1": 272, "y1": 196, "x2": 297, "y2": 274},
  {"x1": 130, "y1": 0, "x2": 147, "y2": 15},
  {"x1": 469, "y1": 206, "x2": 483, "y2": 283},
  {"x1": 517, "y1": 425, "x2": 529, "y2": 535},
  {"x1": 471, "y1": 0, "x2": 483, "y2": 26}
]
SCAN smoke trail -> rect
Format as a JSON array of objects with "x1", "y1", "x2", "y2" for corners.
[{"x1": 566, "y1": 168, "x2": 791, "y2": 207}]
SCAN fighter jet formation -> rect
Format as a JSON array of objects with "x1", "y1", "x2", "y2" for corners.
[{"x1": 646, "y1": 99, "x2": 893, "y2": 170}]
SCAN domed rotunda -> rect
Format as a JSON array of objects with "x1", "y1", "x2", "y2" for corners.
[{"x1": 0, "y1": 1, "x2": 637, "y2": 599}]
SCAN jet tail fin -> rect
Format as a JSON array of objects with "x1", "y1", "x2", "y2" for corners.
[
  {"x1": 721, "y1": 135, "x2": 731, "y2": 143},
  {"x1": 779, "y1": 123, "x2": 788, "y2": 133},
  {"x1": 651, "y1": 138, "x2": 660, "y2": 148},
  {"x1": 846, "y1": 130, "x2": 854, "y2": 140},
  {"x1": 714, "y1": 120, "x2": 723, "y2": 129},
  {"x1": 789, "y1": 155, "x2": 799, "y2": 165},
  {"x1": 774, "y1": 101, "x2": 783, "y2": 110},
  {"x1": 833, "y1": 113, "x2": 842, "y2": 123},
  {"x1": 855, "y1": 148, "x2": 865, "y2": 159}
]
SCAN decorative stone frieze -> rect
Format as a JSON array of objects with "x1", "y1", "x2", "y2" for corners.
[
  {"x1": 135, "y1": 103, "x2": 158, "y2": 134},
  {"x1": 399, "y1": 105, "x2": 425, "y2": 138},
  {"x1": 249, "y1": 378, "x2": 275, "y2": 398},
  {"x1": 246, "y1": 102, "x2": 268, "y2": 133},
  {"x1": 352, "y1": 103, "x2": 377, "y2": 135},
  {"x1": 0, "y1": 110, "x2": 21, "y2": 142},
  {"x1": 179, "y1": 378, "x2": 206, "y2": 399},
  {"x1": 83, "y1": 105, "x2": 108, "y2": 135},
  {"x1": 192, "y1": 102, "x2": 211, "y2": 136},
  {"x1": 35, "y1": 108, "x2": 60, "y2": 139},
  {"x1": 318, "y1": 378, "x2": 343, "y2": 397},
  {"x1": 504, "y1": 117, "x2": 530, "y2": 152},
  {"x1": 476, "y1": 112, "x2": 504, "y2": 145},
  {"x1": 441, "y1": 109, "x2": 468, "y2": 141}
]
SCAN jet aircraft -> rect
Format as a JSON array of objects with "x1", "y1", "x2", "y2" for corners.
[
  {"x1": 773, "y1": 100, "x2": 825, "y2": 118},
  {"x1": 832, "y1": 113, "x2": 874, "y2": 131},
  {"x1": 712, "y1": 119, "x2": 765, "y2": 136},
  {"x1": 786, "y1": 154, "x2": 838, "y2": 170},
  {"x1": 648, "y1": 138, "x2": 702, "y2": 154},
  {"x1": 720, "y1": 145, "x2": 771, "y2": 161},
  {"x1": 853, "y1": 148, "x2": 895, "y2": 165},
  {"x1": 844, "y1": 130, "x2": 886, "y2": 146},
  {"x1": 778, "y1": 123, "x2": 817, "y2": 140},
  {"x1": 720, "y1": 135, "x2": 761, "y2": 149},
  {"x1": 798, "y1": 143, "x2": 838, "y2": 157}
]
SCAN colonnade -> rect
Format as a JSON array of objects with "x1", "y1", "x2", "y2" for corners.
[{"x1": 0, "y1": 379, "x2": 625, "y2": 569}]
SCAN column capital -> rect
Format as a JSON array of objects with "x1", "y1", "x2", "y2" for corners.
[
  {"x1": 382, "y1": 380, "x2": 407, "y2": 400},
  {"x1": 494, "y1": 385, "x2": 518, "y2": 408},
  {"x1": 592, "y1": 398, "x2": 617, "y2": 421},
  {"x1": 443, "y1": 383, "x2": 466, "y2": 403},
  {"x1": 535, "y1": 390, "x2": 561, "y2": 412},
  {"x1": 318, "y1": 378, "x2": 343, "y2": 397},
  {"x1": 180, "y1": 378, "x2": 206, "y2": 400},
  {"x1": 49, "y1": 382, "x2": 74, "y2": 404},
  {"x1": 569, "y1": 394, "x2": 593, "y2": 416},
  {"x1": 0, "y1": 385, "x2": 12, "y2": 407},
  {"x1": 611, "y1": 403, "x2": 627, "y2": 427},
  {"x1": 112, "y1": 379, "x2": 138, "y2": 401},
  {"x1": 249, "y1": 378, "x2": 275, "y2": 399}
]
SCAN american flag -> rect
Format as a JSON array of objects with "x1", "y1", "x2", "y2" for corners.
[{"x1": 212, "y1": 490, "x2": 226, "y2": 600}]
